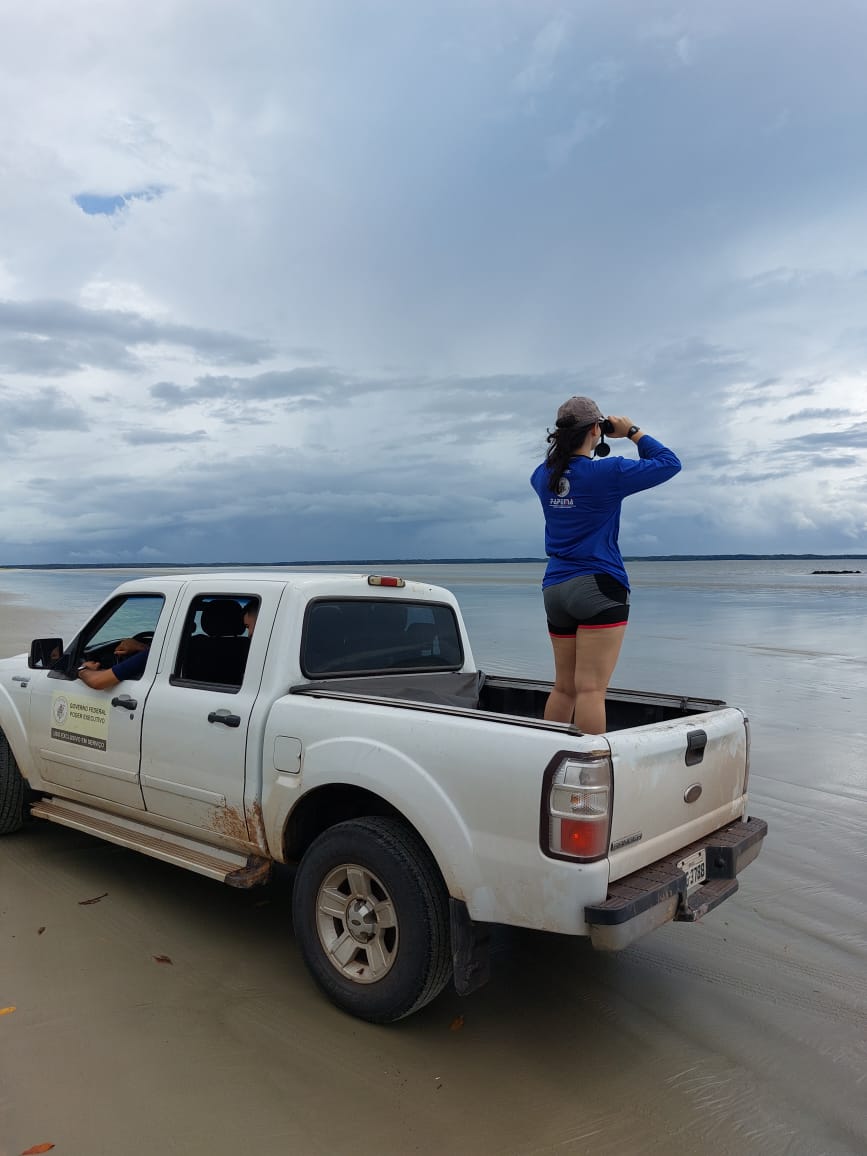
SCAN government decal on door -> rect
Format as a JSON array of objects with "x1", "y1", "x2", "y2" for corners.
[{"x1": 51, "y1": 694, "x2": 109, "y2": 751}]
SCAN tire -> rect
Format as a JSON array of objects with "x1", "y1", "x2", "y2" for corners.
[
  {"x1": 292, "y1": 816, "x2": 452, "y2": 1023},
  {"x1": 0, "y1": 735, "x2": 27, "y2": 835}
]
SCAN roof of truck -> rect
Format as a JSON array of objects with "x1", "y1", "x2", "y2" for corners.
[{"x1": 111, "y1": 570, "x2": 454, "y2": 598}]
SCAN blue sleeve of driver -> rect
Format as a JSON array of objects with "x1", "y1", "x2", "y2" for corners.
[{"x1": 111, "y1": 649, "x2": 149, "y2": 681}]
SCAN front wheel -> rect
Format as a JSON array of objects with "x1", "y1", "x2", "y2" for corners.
[
  {"x1": 0, "y1": 735, "x2": 27, "y2": 835},
  {"x1": 292, "y1": 816, "x2": 451, "y2": 1023}
]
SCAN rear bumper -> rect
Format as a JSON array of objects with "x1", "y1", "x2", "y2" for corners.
[{"x1": 584, "y1": 816, "x2": 768, "y2": 951}]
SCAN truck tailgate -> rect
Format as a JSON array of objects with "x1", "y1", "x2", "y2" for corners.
[{"x1": 605, "y1": 707, "x2": 749, "y2": 881}]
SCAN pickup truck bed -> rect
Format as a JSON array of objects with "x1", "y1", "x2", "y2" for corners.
[{"x1": 299, "y1": 669, "x2": 724, "y2": 728}]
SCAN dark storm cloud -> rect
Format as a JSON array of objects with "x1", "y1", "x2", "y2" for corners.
[
  {"x1": 12, "y1": 440, "x2": 504, "y2": 564},
  {"x1": 0, "y1": 300, "x2": 274, "y2": 376}
]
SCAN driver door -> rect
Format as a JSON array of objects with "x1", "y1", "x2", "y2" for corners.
[{"x1": 28, "y1": 591, "x2": 171, "y2": 809}]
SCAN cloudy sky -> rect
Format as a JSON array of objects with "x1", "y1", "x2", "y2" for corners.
[{"x1": 1, "y1": 0, "x2": 865, "y2": 564}]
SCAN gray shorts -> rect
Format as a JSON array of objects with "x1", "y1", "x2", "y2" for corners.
[{"x1": 543, "y1": 573, "x2": 630, "y2": 635}]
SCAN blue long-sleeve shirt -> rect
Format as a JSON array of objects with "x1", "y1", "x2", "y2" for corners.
[
  {"x1": 530, "y1": 435, "x2": 681, "y2": 590},
  {"x1": 111, "y1": 648, "x2": 149, "y2": 681}
]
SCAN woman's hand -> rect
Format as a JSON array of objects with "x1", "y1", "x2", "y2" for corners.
[{"x1": 605, "y1": 415, "x2": 637, "y2": 438}]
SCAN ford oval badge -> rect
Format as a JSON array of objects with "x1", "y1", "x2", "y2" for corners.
[{"x1": 684, "y1": 783, "x2": 702, "y2": 804}]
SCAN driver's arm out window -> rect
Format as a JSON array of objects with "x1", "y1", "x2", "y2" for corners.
[{"x1": 74, "y1": 594, "x2": 165, "y2": 680}]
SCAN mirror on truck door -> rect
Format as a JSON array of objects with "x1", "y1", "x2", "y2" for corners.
[{"x1": 29, "y1": 638, "x2": 66, "y2": 670}]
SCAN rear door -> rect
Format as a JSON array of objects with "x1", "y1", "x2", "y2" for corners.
[{"x1": 139, "y1": 582, "x2": 281, "y2": 835}]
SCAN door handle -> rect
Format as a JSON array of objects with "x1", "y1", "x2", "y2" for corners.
[
  {"x1": 12, "y1": 675, "x2": 30, "y2": 686},
  {"x1": 111, "y1": 694, "x2": 138, "y2": 710},
  {"x1": 208, "y1": 709, "x2": 241, "y2": 728},
  {"x1": 685, "y1": 729, "x2": 707, "y2": 766}
]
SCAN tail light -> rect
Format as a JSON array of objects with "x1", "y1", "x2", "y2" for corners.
[
  {"x1": 742, "y1": 715, "x2": 751, "y2": 795},
  {"x1": 544, "y1": 753, "x2": 612, "y2": 862}
]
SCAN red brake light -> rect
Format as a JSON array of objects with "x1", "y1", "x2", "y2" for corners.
[
  {"x1": 367, "y1": 575, "x2": 405, "y2": 587},
  {"x1": 559, "y1": 818, "x2": 609, "y2": 858},
  {"x1": 544, "y1": 754, "x2": 613, "y2": 862}
]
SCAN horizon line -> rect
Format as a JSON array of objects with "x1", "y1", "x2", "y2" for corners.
[{"x1": 1, "y1": 553, "x2": 866, "y2": 571}]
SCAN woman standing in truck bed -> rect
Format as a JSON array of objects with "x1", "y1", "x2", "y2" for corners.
[{"x1": 531, "y1": 396, "x2": 681, "y2": 733}]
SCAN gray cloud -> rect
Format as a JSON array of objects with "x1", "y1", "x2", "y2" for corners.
[
  {"x1": 779, "y1": 422, "x2": 867, "y2": 453},
  {"x1": 150, "y1": 367, "x2": 352, "y2": 410},
  {"x1": 122, "y1": 428, "x2": 209, "y2": 445},
  {"x1": 0, "y1": 300, "x2": 274, "y2": 376},
  {"x1": 0, "y1": 385, "x2": 89, "y2": 445},
  {"x1": 782, "y1": 408, "x2": 856, "y2": 422},
  {"x1": 6, "y1": 446, "x2": 501, "y2": 563}
]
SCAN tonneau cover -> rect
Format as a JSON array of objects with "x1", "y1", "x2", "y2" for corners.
[{"x1": 294, "y1": 670, "x2": 484, "y2": 710}]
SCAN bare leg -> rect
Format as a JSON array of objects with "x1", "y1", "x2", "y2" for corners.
[
  {"x1": 572, "y1": 625, "x2": 627, "y2": 734},
  {"x1": 544, "y1": 633, "x2": 578, "y2": 722}
]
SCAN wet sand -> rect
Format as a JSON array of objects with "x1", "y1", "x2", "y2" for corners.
[
  {"x1": 0, "y1": 594, "x2": 66, "y2": 663},
  {"x1": 2, "y1": 599, "x2": 866, "y2": 1155}
]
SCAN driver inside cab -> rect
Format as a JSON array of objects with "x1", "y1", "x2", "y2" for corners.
[{"x1": 78, "y1": 638, "x2": 149, "y2": 690}]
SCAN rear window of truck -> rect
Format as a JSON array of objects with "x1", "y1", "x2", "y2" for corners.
[{"x1": 301, "y1": 598, "x2": 463, "y2": 677}]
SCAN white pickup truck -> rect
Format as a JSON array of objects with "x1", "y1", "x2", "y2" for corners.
[{"x1": 0, "y1": 571, "x2": 766, "y2": 1022}]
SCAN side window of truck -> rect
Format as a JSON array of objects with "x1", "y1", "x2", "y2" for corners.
[
  {"x1": 301, "y1": 598, "x2": 463, "y2": 677},
  {"x1": 67, "y1": 594, "x2": 166, "y2": 680},
  {"x1": 170, "y1": 595, "x2": 259, "y2": 692}
]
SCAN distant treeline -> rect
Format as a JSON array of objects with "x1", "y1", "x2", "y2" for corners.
[{"x1": 2, "y1": 554, "x2": 866, "y2": 570}]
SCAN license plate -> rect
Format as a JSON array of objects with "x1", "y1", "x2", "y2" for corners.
[{"x1": 677, "y1": 848, "x2": 707, "y2": 894}]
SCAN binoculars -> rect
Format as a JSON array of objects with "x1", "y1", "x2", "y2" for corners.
[{"x1": 595, "y1": 418, "x2": 613, "y2": 457}]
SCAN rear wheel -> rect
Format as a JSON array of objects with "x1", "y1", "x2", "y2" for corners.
[
  {"x1": 292, "y1": 816, "x2": 451, "y2": 1023},
  {"x1": 0, "y1": 735, "x2": 27, "y2": 835}
]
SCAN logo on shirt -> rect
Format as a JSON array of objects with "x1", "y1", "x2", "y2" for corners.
[{"x1": 556, "y1": 477, "x2": 570, "y2": 497}]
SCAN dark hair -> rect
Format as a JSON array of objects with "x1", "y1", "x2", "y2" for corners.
[{"x1": 545, "y1": 420, "x2": 595, "y2": 494}]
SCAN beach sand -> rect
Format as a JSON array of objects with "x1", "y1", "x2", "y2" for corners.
[
  {"x1": 1, "y1": 596, "x2": 866, "y2": 1155},
  {"x1": 0, "y1": 595, "x2": 64, "y2": 660}
]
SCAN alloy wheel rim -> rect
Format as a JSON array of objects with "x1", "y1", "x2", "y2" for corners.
[{"x1": 315, "y1": 862, "x2": 399, "y2": 984}]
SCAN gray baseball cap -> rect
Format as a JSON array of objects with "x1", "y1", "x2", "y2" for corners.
[{"x1": 556, "y1": 395, "x2": 604, "y2": 427}]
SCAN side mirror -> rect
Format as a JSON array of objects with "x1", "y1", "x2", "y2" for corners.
[{"x1": 29, "y1": 638, "x2": 65, "y2": 670}]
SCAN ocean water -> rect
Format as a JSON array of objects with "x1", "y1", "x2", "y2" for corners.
[
  {"x1": 1, "y1": 559, "x2": 864, "y2": 797},
  {"x1": 1, "y1": 558, "x2": 864, "y2": 687}
]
